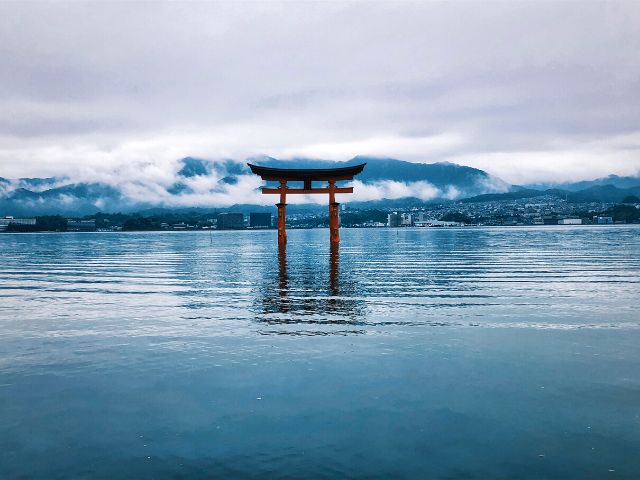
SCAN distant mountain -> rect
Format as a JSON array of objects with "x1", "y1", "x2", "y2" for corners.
[
  {"x1": 461, "y1": 188, "x2": 555, "y2": 203},
  {"x1": 250, "y1": 155, "x2": 509, "y2": 195},
  {"x1": 0, "y1": 183, "x2": 136, "y2": 216},
  {"x1": 177, "y1": 157, "x2": 209, "y2": 177},
  {"x1": 526, "y1": 174, "x2": 640, "y2": 192},
  {"x1": 1, "y1": 156, "x2": 514, "y2": 216},
  {"x1": 568, "y1": 184, "x2": 640, "y2": 202},
  {"x1": 462, "y1": 184, "x2": 640, "y2": 204},
  {"x1": 2, "y1": 155, "x2": 636, "y2": 217},
  {"x1": 167, "y1": 157, "x2": 245, "y2": 195}
]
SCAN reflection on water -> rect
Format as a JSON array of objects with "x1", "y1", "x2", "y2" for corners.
[
  {"x1": 255, "y1": 241, "x2": 366, "y2": 334},
  {"x1": 2, "y1": 226, "x2": 639, "y2": 337},
  {"x1": 1, "y1": 226, "x2": 640, "y2": 479}
]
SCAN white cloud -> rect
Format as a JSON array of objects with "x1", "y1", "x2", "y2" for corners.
[
  {"x1": 0, "y1": 1, "x2": 639, "y2": 185},
  {"x1": 350, "y1": 180, "x2": 441, "y2": 202},
  {"x1": 452, "y1": 141, "x2": 640, "y2": 185}
]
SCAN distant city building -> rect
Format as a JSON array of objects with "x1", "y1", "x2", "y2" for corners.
[
  {"x1": 414, "y1": 219, "x2": 439, "y2": 227},
  {"x1": 387, "y1": 212, "x2": 414, "y2": 227},
  {"x1": 387, "y1": 212, "x2": 400, "y2": 227},
  {"x1": 66, "y1": 219, "x2": 96, "y2": 231},
  {"x1": 400, "y1": 213, "x2": 412, "y2": 226},
  {"x1": 0, "y1": 216, "x2": 36, "y2": 231},
  {"x1": 362, "y1": 221, "x2": 386, "y2": 227},
  {"x1": 217, "y1": 212, "x2": 244, "y2": 230},
  {"x1": 593, "y1": 216, "x2": 613, "y2": 224},
  {"x1": 428, "y1": 220, "x2": 463, "y2": 227},
  {"x1": 558, "y1": 218, "x2": 582, "y2": 225},
  {"x1": 414, "y1": 212, "x2": 428, "y2": 223},
  {"x1": 249, "y1": 212, "x2": 272, "y2": 228}
]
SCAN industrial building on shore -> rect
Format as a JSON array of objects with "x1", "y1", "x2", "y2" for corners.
[{"x1": 0, "y1": 216, "x2": 36, "y2": 231}]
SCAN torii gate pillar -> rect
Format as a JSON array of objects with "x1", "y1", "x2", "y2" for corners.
[
  {"x1": 328, "y1": 180, "x2": 340, "y2": 244},
  {"x1": 277, "y1": 180, "x2": 287, "y2": 245}
]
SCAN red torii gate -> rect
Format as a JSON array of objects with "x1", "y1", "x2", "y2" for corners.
[{"x1": 248, "y1": 163, "x2": 366, "y2": 245}]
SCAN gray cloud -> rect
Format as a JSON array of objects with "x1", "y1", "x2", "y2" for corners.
[{"x1": 1, "y1": 1, "x2": 639, "y2": 185}]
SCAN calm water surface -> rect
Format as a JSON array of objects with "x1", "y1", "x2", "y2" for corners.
[{"x1": 1, "y1": 227, "x2": 639, "y2": 479}]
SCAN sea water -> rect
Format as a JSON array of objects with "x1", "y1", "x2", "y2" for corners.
[{"x1": 1, "y1": 226, "x2": 639, "y2": 479}]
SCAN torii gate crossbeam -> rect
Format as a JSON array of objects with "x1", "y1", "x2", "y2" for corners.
[{"x1": 247, "y1": 163, "x2": 366, "y2": 245}]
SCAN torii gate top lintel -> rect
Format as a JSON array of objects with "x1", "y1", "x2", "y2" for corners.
[
  {"x1": 247, "y1": 163, "x2": 366, "y2": 182},
  {"x1": 247, "y1": 163, "x2": 366, "y2": 245}
]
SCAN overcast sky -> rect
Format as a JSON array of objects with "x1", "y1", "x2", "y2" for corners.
[{"x1": 1, "y1": 0, "x2": 639, "y2": 185}]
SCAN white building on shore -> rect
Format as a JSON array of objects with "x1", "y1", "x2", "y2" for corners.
[{"x1": 558, "y1": 218, "x2": 582, "y2": 225}]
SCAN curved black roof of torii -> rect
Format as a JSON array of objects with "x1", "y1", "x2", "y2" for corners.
[{"x1": 247, "y1": 163, "x2": 366, "y2": 181}]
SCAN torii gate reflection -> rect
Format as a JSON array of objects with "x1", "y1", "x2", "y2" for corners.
[
  {"x1": 275, "y1": 242, "x2": 341, "y2": 314},
  {"x1": 247, "y1": 163, "x2": 366, "y2": 245}
]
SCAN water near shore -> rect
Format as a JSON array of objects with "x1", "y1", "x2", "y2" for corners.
[{"x1": 1, "y1": 226, "x2": 639, "y2": 479}]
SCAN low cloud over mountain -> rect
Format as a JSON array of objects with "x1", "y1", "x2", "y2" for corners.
[
  {"x1": 2, "y1": 156, "x2": 639, "y2": 217},
  {"x1": 0, "y1": 156, "x2": 510, "y2": 215}
]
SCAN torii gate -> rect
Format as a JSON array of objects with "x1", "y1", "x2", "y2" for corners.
[{"x1": 248, "y1": 163, "x2": 366, "y2": 245}]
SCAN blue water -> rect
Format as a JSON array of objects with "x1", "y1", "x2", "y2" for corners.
[{"x1": 1, "y1": 227, "x2": 639, "y2": 479}]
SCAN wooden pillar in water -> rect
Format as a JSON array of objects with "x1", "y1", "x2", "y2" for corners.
[
  {"x1": 329, "y1": 242, "x2": 339, "y2": 296},
  {"x1": 328, "y1": 179, "x2": 340, "y2": 244},
  {"x1": 277, "y1": 179, "x2": 287, "y2": 246}
]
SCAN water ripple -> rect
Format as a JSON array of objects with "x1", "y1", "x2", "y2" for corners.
[{"x1": 0, "y1": 227, "x2": 639, "y2": 338}]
